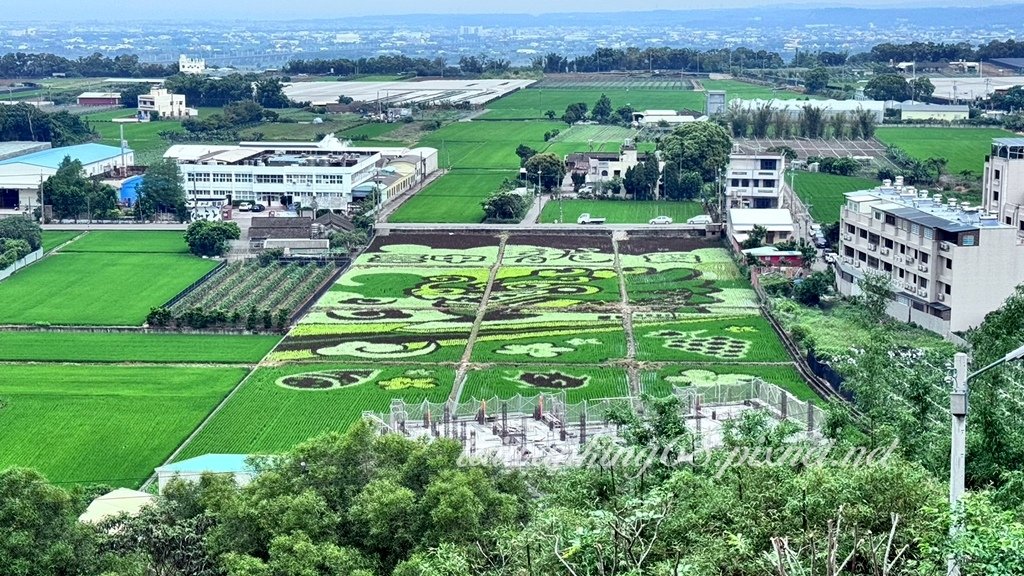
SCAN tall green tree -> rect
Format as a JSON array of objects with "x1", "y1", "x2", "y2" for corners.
[
  {"x1": 658, "y1": 122, "x2": 732, "y2": 183},
  {"x1": 864, "y1": 74, "x2": 913, "y2": 101},
  {"x1": 561, "y1": 102, "x2": 588, "y2": 124},
  {"x1": 591, "y1": 93, "x2": 613, "y2": 123},
  {"x1": 523, "y1": 152, "x2": 566, "y2": 191},
  {"x1": 138, "y1": 159, "x2": 186, "y2": 220},
  {"x1": 183, "y1": 220, "x2": 240, "y2": 256},
  {"x1": 803, "y1": 66, "x2": 830, "y2": 93}
]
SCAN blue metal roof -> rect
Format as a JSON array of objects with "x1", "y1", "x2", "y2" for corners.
[
  {"x1": 156, "y1": 454, "x2": 253, "y2": 474},
  {"x1": 0, "y1": 143, "x2": 131, "y2": 169}
]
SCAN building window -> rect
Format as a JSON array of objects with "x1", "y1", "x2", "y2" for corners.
[
  {"x1": 731, "y1": 179, "x2": 740, "y2": 187},
  {"x1": 995, "y1": 169, "x2": 1001, "y2": 180},
  {"x1": 994, "y1": 191, "x2": 1000, "y2": 201},
  {"x1": 874, "y1": 211, "x2": 881, "y2": 220},
  {"x1": 859, "y1": 229, "x2": 868, "y2": 239},
  {"x1": 911, "y1": 223, "x2": 920, "y2": 235},
  {"x1": 601, "y1": 170, "x2": 608, "y2": 177},
  {"x1": 255, "y1": 174, "x2": 284, "y2": 184},
  {"x1": 763, "y1": 179, "x2": 775, "y2": 188},
  {"x1": 235, "y1": 174, "x2": 252, "y2": 183},
  {"x1": 898, "y1": 269, "x2": 905, "y2": 278},
  {"x1": 919, "y1": 278, "x2": 928, "y2": 289},
  {"x1": 760, "y1": 159, "x2": 778, "y2": 170},
  {"x1": 847, "y1": 224, "x2": 855, "y2": 234},
  {"x1": 883, "y1": 262, "x2": 893, "y2": 272},
  {"x1": 945, "y1": 257, "x2": 952, "y2": 270},
  {"x1": 885, "y1": 214, "x2": 896, "y2": 225},
  {"x1": 945, "y1": 284, "x2": 952, "y2": 295},
  {"x1": 741, "y1": 179, "x2": 750, "y2": 187},
  {"x1": 883, "y1": 238, "x2": 894, "y2": 249},
  {"x1": 844, "y1": 246, "x2": 854, "y2": 257},
  {"x1": 212, "y1": 173, "x2": 232, "y2": 183},
  {"x1": 921, "y1": 253, "x2": 929, "y2": 264},
  {"x1": 924, "y1": 227, "x2": 933, "y2": 240},
  {"x1": 962, "y1": 235, "x2": 976, "y2": 246}
]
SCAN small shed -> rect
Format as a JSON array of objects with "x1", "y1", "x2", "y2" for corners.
[
  {"x1": 77, "y1": 91, "x2": 122, "y2": 107},
  {"x1": 248, "y1": 216, "x2": 313, "y2": 241},
  {"x1": 742, "y1": 245, "x2": 804, "y2": 267},
  {"x1": 78, "y1": 488, "x2": 154, "y2": 524},
  {"x1": 154, "y1": 454, "x2": 257, "y2": 494}
]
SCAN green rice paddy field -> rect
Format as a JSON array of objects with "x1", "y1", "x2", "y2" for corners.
[
  {"x1": 41, "y1": 230, "x2": 81, "y2": 252},
  {"x1": 539, "y1": 200, "x2": 703, "y2": 224},
  {"x1": 792, "y1": 172, "x2": 880, "y2": 223},
  {"x1": 0, "y1": 365, "x2": 247, "y2": 485},
  {"x1": 874, "y1": 127, "x2": 1012, "y2": 176},
  {"x1": 0, "y1": 332, "x2": 279, "y2": 363},
  {"x1": 62, "y1": 230, "x2": 189, "y2": 253}
]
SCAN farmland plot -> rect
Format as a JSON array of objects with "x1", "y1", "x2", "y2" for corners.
[
  {"x1": 0, "y1": 365, "x2": 246, "y2": 485},
  {"x1": 177, "y1": 364, "x2": 454, "y2": 457},
  {"x1": 461, "y1": 366, "x2": 630, "y2": 403},
  {"x1": 169, "y1": 261, "x2": 337, "y2": 317},
  {"x1": 472, "y1": 311, "x2": 627, "y2": 364},
  {"x1": 0, "y1": 332, "x2": 279, "y2": 363},
  {"x1": 640, "y1": 364, "x2": 817, "y2": 403},
  {"x1": 633, "y1": 313, "x2": 788, "y2": 363}
]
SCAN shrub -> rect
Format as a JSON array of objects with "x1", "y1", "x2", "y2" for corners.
[{"x1": 258, "y1": 248, "x2": 285, "y2": 266}]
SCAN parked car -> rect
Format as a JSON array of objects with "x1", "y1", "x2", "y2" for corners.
[
  {"x1": 649, "y1": 215, "x2": 673, "y2": 225},
  {"x1": 576, "y1": 213, "x2": 606, "y2": 224},
  {"x1": 251, "y1": 203, "x2": 266, "y2": 212},
  {"x1": 238, "y1": 202, "x2": 253, "y2": 211},
  {"x1": 578, "y1": 185, "x2": 594, "y2": 194},
  {"x1": 686, "y1": 215, "x2": 713, "y2": 225}
]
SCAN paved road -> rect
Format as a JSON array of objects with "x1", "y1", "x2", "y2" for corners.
[{"x1": 377, "y1": 222, "x2": 723, "y2": 233}]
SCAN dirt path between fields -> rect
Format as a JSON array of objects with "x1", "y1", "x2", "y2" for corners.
[{"x1": 450, "y1": 234, "x2": 507, "y2": 401}]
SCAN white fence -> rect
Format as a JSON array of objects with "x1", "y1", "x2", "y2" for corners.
[
  {"x1": 673, "y1": 379, "x2": 826, "y2": 439},
  {"x1": 0, "y1": 248, "x2": 43, "y2": 282}
]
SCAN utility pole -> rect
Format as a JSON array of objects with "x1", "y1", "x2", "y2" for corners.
[{"x1": 948, "y1": 352, "x2": 968, "y2": 576}]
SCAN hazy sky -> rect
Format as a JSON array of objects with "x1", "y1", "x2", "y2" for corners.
[{"x1": 3, "y1": 0, "x2": 994, "y2": 21}]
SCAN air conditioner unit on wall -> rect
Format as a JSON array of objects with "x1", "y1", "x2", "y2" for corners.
[
  {"x1": 940, "y1": 242, "x2": 951, "y2": 251},
  {"x1": 938, "y1": 293, "x2": 946, "y2": 301},
  {"x1": 868, "y1": 243, "x2": 878, "y2": 252},
  {"x1": 880, "y1": 248, "x2": 891, "y2": 256}
]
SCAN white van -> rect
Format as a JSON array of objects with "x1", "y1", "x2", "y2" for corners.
[{"x1": 686, "y1": 215, "x2": 713, "y2": 225}]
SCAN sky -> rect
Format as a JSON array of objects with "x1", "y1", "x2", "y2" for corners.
[{"x1": 2, "y1": 0, "x2": 999, "y2": 21}]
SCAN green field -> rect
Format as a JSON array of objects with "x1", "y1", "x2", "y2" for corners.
[
  {"x1": 340, "y1": 122, "x2": 403, "y2": 140},
  {"x1": 792, "y1": 172, "x2": 879, "y2": 223},
  {"x1": 388, "y1": 172, "x2": 507, "y2": 223},
  {"x1": 641, "y1": 364, "x2": 819, "y2": 403},
  {"x1": 461, "y1": 366, "x2": 630, "y2": 403},
  {"x1": 83, "y1": 109, "x2": 183, "y2": 166},
  {"x1": 40, "y1": 230, "x2": 81, "y2": 252},
  {"x1": 0, "y1": 332, "x2": 279, "y2": 363},
  {"x1": 875, "y1": 127, "x2": 1012, "y2": 176},
  {"x1": 539, "y1": 200, "x2": 704, "y2": 224},
  {"x1": 0, "y1": 252, "x2": 218, "y2": 325},
  {"x1": 61, "y1": 230, "x2": 188, "y2": 253},
  {"x1": 0, "y1": 365, "x2": 246, "y2": 485},
  {"x1": 483, "y1": 88, "x2": 705, "y2": 120},
  {"x1": 177, "y1": 364, "x2": 455, "y2": 457}
]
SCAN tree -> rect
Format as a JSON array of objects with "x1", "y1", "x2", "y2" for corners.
[
  {"x1": 591, "y1": 93, "x2": 612, "y2": 123},
  {"x1": 184, "y1": 220, "x2": 240, "y2": 256},
  {"x1": 570, "y1": 171, "x2": 586, "y2": 193},
  {"x1": 119, "y1": 83, "x2": 151, "y2": 108},
  {"x1": 561, "y1": 102, "x2": 588, "y2": 124},
  {"x1": 480, "y1": 190, "x2": 529, "y2": 222},
  {"x1": 925, "y1": 156, "x2": 948, "y2": 181},
  {"x1": 992, "y1": 85, "x2": 1024, "y2": 112},
  {"x1": 803, "y1": 66, "x2": 829, "y2": 93},
  {"x1": 793, "y1": 270, "x2": 833, "y2": 306},
  {"x1": 37, "y1": 157, "x2": 114, "y2": 220},
  {"x1": 523, "y1": 152, "x2": 566, "y2": 191},
  {"x1": 544, "y1": 109, "x2": 556, "y2": 120},
  {"x1": 138, "y1": 159, "x2": 186, "y2": 220},
  {"x1": 864, "y1": 74, "x2": 913, "y2": 101},
  {"x1": 740, "y1": 224, "x2": 767, "y2": 249},
  {"x1": 514, "y1": 144, "x2": 537, "y2": 167},
  {"x1": 0, "y1": 468, "x2": 99, "y2": 576},
  {"x1": 615, "y1": 105, "x2": 635, "y2": 125},
  {"x1": 910, "y1": 76, "x2": 935, "y2": 100},
  {"x1": 857, "y1": 270, "x2": 894, "y2": 325},
  {"x1": 658, "y1": 122, "x2": 732, "y2": 183},
  {"x1": 253, "y1": 77, "x2": 291, "y2": 108},
  {"x1": 0, "y1": 216, "x2": 42, "y2": 250}
]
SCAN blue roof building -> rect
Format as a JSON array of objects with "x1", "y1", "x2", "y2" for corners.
[
  {"x1": 0, "y1": 142, "x2": 135, "y2": 210},
  {"x1": 154, "y1": 454, "x2": 259, "y2": 493}
]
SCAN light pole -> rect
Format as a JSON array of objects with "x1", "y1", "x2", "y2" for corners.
[
  {"x1": 948, "y1": 344, "x2": 1024, "y2": 576},
  {"x1": 536, "y1": 169, "x2": 542, "y2": 215}
]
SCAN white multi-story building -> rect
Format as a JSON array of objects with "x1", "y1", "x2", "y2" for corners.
[
  {"x1": 566, "y1": 141, "x2": 655, "y2": 186},
  {"x1": 138, "y1": 88, "x2": 196, "y2": 120},
  {"x1": 178, "y1": 54, "x2": 206, "y2": 75},
  {"x1": 726, "y1": 152, "x2": 785, "y2": 209},
  {"x1": 982, "y1": 137, "x2": 1024, "y2": 233},
  {"x1": 165, "y1": 134, "x2": 438, "y2": 214},
  {"x1": 836, "y1": 177, "x2": 1024, "y2": 335}
]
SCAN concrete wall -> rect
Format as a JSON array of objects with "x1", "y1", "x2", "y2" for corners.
[{"x1": 0, "y1": 248, "x2": 43, "y2": 282}]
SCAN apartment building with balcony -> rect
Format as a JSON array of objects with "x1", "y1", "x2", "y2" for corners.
[
  {"x1": 982, "y1": 138, "x2": 1024, "y2": 232},
  {"x1": 726, "y1": 153, "x2": 785, "y2": 209},
  {"x1": 836, "y1": 178, "x2": 1024, "y2": 335}
]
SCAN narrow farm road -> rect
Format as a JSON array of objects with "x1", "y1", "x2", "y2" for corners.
[
  {"x1": 450, "y1": 234, "x2": 507, "y2": 402},
  {"x1": 612, "y1": 233, "x2": 641, "y2": 402}
]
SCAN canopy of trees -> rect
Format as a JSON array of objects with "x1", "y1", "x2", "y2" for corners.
[
  {"x1": 163, "y1": 73, "x2": 289, "y2": 108},
  {"x1": 523, "y1": 153, "x2": 566, "y2": 191},
  {"x1": 40, "y1": 157, "x2": 118, "y2": 220},
  {"x1": 137, "y1": 159, "x2": 186, "y2": 220},
  {"x1": 183, "y1": 220, "x2": 240, "y2": 256},
  {"x1": 658, "y1": 122, "x2": 732, "y2": 183},
  {"x1": 0, "y1": 51, "x2": 175, "y2": 78},
  {"x1": 864, "y1": 75, "x2": 914, "y2": 101},
  {"x1": 0, "y1": 104, "x2": 95, "y2": 146}
]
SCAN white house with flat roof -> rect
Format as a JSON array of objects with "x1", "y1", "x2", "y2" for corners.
[
  {"x1": 165, "y1": 134, "x2": 438, "y2": 214},
  {"x1": 0, "y1": 143, "x2": 133, "y2": 210},
  {"x1": 726, "y1": 152, "x2": 786, "y2": 209},
  {"x1": 837, "y1": 177, "x2": 1024, "y2": 335},
  {"x1": 727, "y1": 208, "x2": 795, "y2": 248},
  {"x1": 138, "y1": 87, "x2": 196, "y2": 120}
]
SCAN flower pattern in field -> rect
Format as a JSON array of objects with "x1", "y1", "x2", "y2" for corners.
[
  {"x1": 315, "y1": 267, "x2": 490, "y2": 311},
  {"x1": 518, "y1": 371, "x2": 587, "y2": 389},
  {"x1": 489, "y1": 267, "x2": 621, "y2": 308},
  {"x1": 502, "y1": 245, "x2": 615, "y2": 267},
  {"x1": 379, "y1": 369, "x2": 439, "y2": 391},
  {"x1": 277, "y1": 369, "x2": 380, "y2": 390},
  {"x1": 664, "y1": 369, "x2": 758, "y2": 387},
  {"x1": 646, "y1": 329, "x2": 751, "y2": 360}
]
